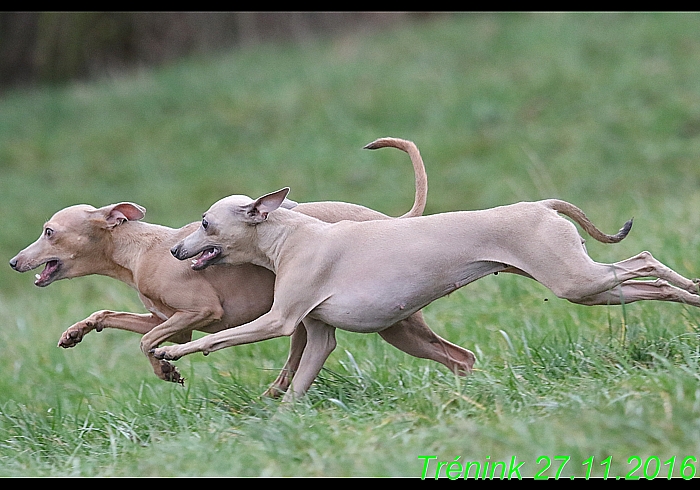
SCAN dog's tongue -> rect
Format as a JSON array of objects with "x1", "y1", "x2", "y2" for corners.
[
  {"x1": 192, "y1": 248, "x2": 218, "y2": 270},
  {"x1": 34, "y1": 260, "x2": 58, "y2": 286}
]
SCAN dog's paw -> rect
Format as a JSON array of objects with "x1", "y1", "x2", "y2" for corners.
[
  {"x1": 58, "y1": 323, "x2": 88, "y2": 348},
  {"x1": 262, "y1": 385, "x2": 286, "y2": 399},
  {"x1": 263, "y1": 371, "x2": 293, "y2": 398},
  {"x1": 159, "y1": 360, "x2": 184, "y2": 385},
  {"x1": 58, "y1": 316, "x2": 105, "y2": 348},
  {"x1": 150, "y1": 346, "x2": 180, "y2": 361}
]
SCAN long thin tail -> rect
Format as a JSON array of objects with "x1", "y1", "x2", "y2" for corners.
[
  {"x1": 363, "y1": 137, "x2": 428, "y2": 218},
  {"x1": 545, "y1": 199, "x2": 633, "y2": 243}
]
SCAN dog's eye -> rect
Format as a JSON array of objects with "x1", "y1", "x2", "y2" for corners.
[
  {"x1": 202, "y1": 218, "x2": 209, "y2": 231},
  {"x1": 44, "y1": 228, "x2": 54, "y2": 238}
]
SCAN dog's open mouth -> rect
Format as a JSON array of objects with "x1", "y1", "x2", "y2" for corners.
[
  {"x1": 190, "y1": 247, "x2": 222, "y2": 271},
  {"x1": 34, "y1": 260, "x2": 61, "y2": 287}
]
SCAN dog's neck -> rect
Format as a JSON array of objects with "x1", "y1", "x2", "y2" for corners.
[
  {"x1": 249, "y1": 208, "x2": 327, "y2": 273},
  {"x1": 105, "y1": 220, "x2": 177, "y2": 288}
]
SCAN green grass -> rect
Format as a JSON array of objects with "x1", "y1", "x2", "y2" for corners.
[{"x1": 2, "y1": 12, "x2": 700, "y2": 477}]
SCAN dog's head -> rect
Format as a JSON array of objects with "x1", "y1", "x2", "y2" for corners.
[
  {"x1": 170, "y1": 188, "x2": 296, "y2": 270},
  {"x1": 9, "y1": 202, "x2": 146, "y2": 286}
]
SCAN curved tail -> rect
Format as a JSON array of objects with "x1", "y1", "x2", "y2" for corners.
[
  {"x1": 363, "y1": 137, "x2": 428, "y2": 218},
  {"x1": 545, "y1": 199, "x2": 633, "y2": 243}
]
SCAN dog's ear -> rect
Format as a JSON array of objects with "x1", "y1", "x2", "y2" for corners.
[
  {"x1": 242, "y1": 188, "x2": 291, "y2": 224},
  {"x1": 94, "y1": 202, "x2": 147, "y2": 229},
  {"x1": 281, "y1": 198, "x2": 298, "y2": 210}
]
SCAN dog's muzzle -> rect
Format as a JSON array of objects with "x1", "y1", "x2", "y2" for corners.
[{"x1": 170, "y1": 243, "x2": 186, "y2": 260}]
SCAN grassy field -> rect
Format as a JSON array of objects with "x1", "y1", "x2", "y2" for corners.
[{"x1": 2, "y1": 12, "x2": 700, "y2": 477}]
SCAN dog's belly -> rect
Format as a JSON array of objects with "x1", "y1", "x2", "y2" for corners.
[
  {"x1": 310, "y1": 297, "x2": 419, "y2": 333},
  {"x1": 310, "y1": 260, "x2": 507, "y2": 333}
]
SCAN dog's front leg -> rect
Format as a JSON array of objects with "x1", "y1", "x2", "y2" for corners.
[
  {"x1": 138, "y1": 307, "x2": 224, "y2": 384},
  {"x1": 263, "y1": 322, "x2": 308, "y2": 398},
  {"x1": 151, "y1": 309, "x2": 296, "y2": 361},
  {"x1": 281, "y1": 317, "x2": 336, "y2": 402},
  {"x1": 58, "y1": 310, "x2": 163, "y2": 348}
]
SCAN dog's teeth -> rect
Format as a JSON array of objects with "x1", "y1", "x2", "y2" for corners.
[
  {"x1": 192, "y1": 260, "x2": 197, "y2": 265},
  {"x1": 35, "y1": 274, "x2": 41, "y2": 280}
]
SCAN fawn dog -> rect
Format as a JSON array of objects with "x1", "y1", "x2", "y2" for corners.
[{"x1": 10, "y1": 139, "x2": 474, "y2": 394}]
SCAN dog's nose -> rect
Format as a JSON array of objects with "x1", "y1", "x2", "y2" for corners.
[
  {"x1": 170, "y1": 244, "x2": 181, "y2": 258},
  {"x1": 9, "y1": 257, "x2": 18, "y2": 270}
]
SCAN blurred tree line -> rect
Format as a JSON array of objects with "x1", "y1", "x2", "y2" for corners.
[{"x1": 0, "y1": 12, "x2": 420, "y2": 92}]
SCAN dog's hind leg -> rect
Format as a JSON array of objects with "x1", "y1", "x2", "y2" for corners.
[
  {"x1": 571, "y1": 279, "x2": 700, "y2": 307},
  {"x1": 527, "y1": 250, "x2": 699, "y2": 305},
  {"x1": 378, "y1": 312, "x2": 475, "y2": 375},
  {"x1": 265, "y1": 312, "x2": 477, "y2": 397},
  {"x1": 604, "y1": 252, "x2": 700, "y2": 295}
]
